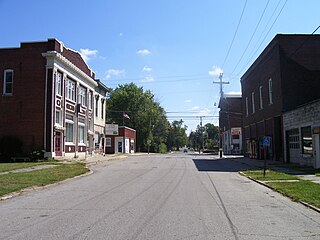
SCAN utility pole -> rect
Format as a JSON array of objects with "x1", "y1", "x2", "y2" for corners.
[
  {"x1": 213, "y1": 73, "x2": 229, "y2": 158},
  {"x1": 200, "y1": 116, "x2": 204, "y2": 153}
]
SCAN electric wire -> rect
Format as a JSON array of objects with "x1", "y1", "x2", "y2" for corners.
[
  {"x1": 230, "y1": 0, "x2": 270, "y2": 76},
  {"x1": 234, "y1": 0, "x2": 288, "y2": 78},
  {"x1": 221, "y1": 0, "x2": 248, "y2": 69}
]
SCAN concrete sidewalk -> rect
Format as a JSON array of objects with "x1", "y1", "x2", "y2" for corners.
[{"x1": 226, "y1": 156, "x2": 320, "y2": 184}]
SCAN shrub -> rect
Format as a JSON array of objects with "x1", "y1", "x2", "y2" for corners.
[{"x1": 158, "y1": 143, "x2": 167, "y2": 154}]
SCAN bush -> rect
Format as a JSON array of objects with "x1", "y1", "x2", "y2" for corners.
[
  {"x1": 30, "y1": 148, "x2": 45, "y2": 161},
  {"x1": 158, "y1": 143, "x2": 167, "y2": 154},
  {"x1": 0, "y1": 135, "x2": 23, "y2": 162}
]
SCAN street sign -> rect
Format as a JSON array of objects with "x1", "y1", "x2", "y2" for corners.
[{"x1": 262, "y1": 136, "x2": 271, "y2": 147}]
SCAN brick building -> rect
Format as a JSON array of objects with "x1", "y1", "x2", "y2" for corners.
[
  {"x1": 241, "y1": 34, "x2": 320, "y2": 161},
  {"x1": 0, "y1": 39, "x2": 99, "y2": 159},
  {"x1": 105, "y1": 126, "x2": 136, "y2": 154},
  {"x1": 218, "y1": 94, "x2": 243, "y2": 154}
]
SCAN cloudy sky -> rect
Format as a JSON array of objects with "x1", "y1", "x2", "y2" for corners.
[{"x1": 1, "y1": 0, "x2": 319, "y2": 133}]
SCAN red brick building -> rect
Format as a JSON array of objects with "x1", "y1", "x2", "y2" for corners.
[
  {"x1": 105, "y1": 126, "x2": 136, "y2": 154},
  {"x1": 219, "y1": 94, "x2": 243, "y2": 154},
  {"x1": 241, "y1": 34, "x2": 320, "y2": 161},
  {"x1": 0, "y1": 39, "x2": 98, "y2": 159}
]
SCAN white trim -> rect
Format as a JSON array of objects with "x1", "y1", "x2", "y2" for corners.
[
  {"x1": 3, "y1": 69, "x2": 13, "y2": 96},
  {"x1": 42, "y1": 51, "x2": 98, "y2": 87}
]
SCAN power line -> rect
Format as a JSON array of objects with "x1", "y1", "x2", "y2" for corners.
[
  {"x1": 235, "y1": 0, "x2": 288, "y2": 77},
  {"x1": 230, "y1": 0, "x2": 271, "y2": 76},
  {"x1": 222, "y1": 0, "x2": 248, "y2": 69}
]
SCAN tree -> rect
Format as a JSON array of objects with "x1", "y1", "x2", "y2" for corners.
[
  {"x1": 188, "y1": 123, "x2": 219, "y2": 151},
  {"x1": 167, "y1": 120, "x2": 188, "y2": 151},
  {"x1": 106, "y1": 83, "x2": 168, "y2": 152}
]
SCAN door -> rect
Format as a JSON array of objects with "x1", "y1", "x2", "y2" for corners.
[{"x1": 55, "y1": 132, "x2": 62, "y2": 156}]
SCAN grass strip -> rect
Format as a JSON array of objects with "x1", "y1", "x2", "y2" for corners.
[
  {"x1": 0, "y1": 163, "x2": 88, "y2": 197},
  {"x1": 0, "y1": 162, "x2": 58, "y2": 173},
  {"x1": 268, "y1": 181, "x2": 320, "y2": 209},
  {"x1": 243, "y1": 170, "x2": 299, "y2": 181},
  {"x1": 243, "y1": 170, "x2": 320, "y2": 209}
]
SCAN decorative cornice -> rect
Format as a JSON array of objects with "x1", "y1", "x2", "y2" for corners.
[{"x1": 42, "y1": 51, "x2": 98, "y2": 87}]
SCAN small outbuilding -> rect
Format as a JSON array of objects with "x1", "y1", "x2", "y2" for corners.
[{"x1": 105, "y1": 126, "x2": 136, "y2": 154}]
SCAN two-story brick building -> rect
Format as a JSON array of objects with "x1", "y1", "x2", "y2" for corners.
[
  {"x1": 219, "y1": 94, "x2": 243, "y2": 154},
  {"x1": 0, "y1": 39, "x2": 101, "y2": 159},
  {"x1": 241, "y1": 34, "x2": 320, "y2": 161}
]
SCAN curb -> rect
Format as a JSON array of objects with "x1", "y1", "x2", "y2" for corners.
[
  {"x1": 239, "y1": 171, "x2": 320, "y2": 214},
  {"x1": 0, "y1": 167, "x2": 93, "y2": 202}
]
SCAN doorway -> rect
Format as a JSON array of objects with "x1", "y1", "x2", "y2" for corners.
[{"x1": 55, "y1": 132, "x2": 62, "y2": 156}]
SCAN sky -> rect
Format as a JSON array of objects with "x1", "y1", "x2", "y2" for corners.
[{"x1": 1, "y1": 0, "x2": 320, "y2": 134}]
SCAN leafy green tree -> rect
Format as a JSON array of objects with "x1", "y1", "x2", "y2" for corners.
[
  {"x1": 189, "y1": 123, "x2": 219, "y2": 151},
  {"x1": 106, "y1": 83, "x2": 168, "y2": 152},
  {"x1": 167, "y1": 120, "x2": 188, "y2": 151}
]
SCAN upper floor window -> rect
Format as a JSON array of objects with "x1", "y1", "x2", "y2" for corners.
[
  {"x1": 66, "y1": 79, "x2": 75, "y2": 101},
  {"x1": 95, "y1": 95, "x2": 99, "y2": 117},
  {"x1": 78, "y1": 86, "x2": 86, "y2": 106},
  {"x1": 88, "y1": 91, "x2": 92, "y2": 110},
  {"x1": 245, "y1": 97, "x2": 248, "y2": 117},
  {"x1": 268, "y1": 78, "x2": 273, "y2": 105},
  {"x1": 101, "y1": 98, "x2": 105, "y2": 119},
  {"x1": 56, "y1": 72, "x2": 62, "y2": 96},
  {"x1": 3, "y1": 69, "x2": 13, "y2": 95},
  {"x1": 251, "y1": 92, "x2": 255, "y2": 114},
  {"x1": 259, "y1": 86, "x2": 263, "y2": 110}
]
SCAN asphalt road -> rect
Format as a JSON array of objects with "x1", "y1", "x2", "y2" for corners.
[{"x1": 1, "y1": 153, "x2": 320, "y2": 240}]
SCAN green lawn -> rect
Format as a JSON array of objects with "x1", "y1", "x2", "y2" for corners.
[
  {"x1": 0, "y1": 162, "x2": 58, "y2": 173},
  {"x1": 243, "y1": 170, "x2": 320, "y2": 209},
  {"x1": 243, "y1": 170, "x2": 299, "y2": 181},
  {"x1": 269, "y1": 181, "x2": 320, "y2": 208},
  {"x1": 0, "y1": 163, "x2": 89, "y2": 197}
]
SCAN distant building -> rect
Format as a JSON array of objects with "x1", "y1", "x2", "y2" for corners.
[
  {"x1": 93, "y1": 80, "x2": 109, "y2": 155},
  {"x1": 0, "y1": 39, "x2": 105, "y2": 159},
  {"x1": 105, "y1": 126, "x2": 136, "y2": 154},
  {"x1": 219, "y1": 94, "x2": 243, "y2": 154},
  {"x1": 241, "y1": 34, "x2": 320, "y2": 161}
]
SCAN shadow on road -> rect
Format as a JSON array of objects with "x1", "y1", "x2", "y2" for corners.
[{"x1": 192, "y1": 158, "x2": 260, "y2": 172}]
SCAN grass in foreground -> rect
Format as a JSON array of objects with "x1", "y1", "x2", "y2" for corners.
[
  {"x1": 0, "y1": 163, "x2": 88, "y2": 197},
  {"x1": 268, "y1": 181, "x2": 320, "y2": 208},
  {"x1": 243, "y1": 170, "x2": 299, "y2": 181},
  {"x1": 0, "y1": 162, "x2": 58, "y2": 173},
  {"x1": 244, "y1": 170, "x2": 320, "y2": 209}
]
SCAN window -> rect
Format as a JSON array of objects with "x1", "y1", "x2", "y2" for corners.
[
  {"x1": 106, "y1": 137, "x2": 111, "y2": 147},
  {"x1": 287, "y1": 128, "x2": 300, "y2": 149},
  {"x1": 101, "y1": 99, "x2": 105, "y2": 119},
  {"x1": 251, "y1": 92, "x2": 255, "y2": 114},
  {"x1": 245, "y1": 97, "x2": 249, "y2": 116},
  {"x1": 78, "y1": 86, "x2": 86, "y2": 105},
  {"x1": 301, "y1": 126, "x2": 312, "y2": 155},
  {"x1": 66, "y1": 79, "x2": 75, "y2": 101},
  {"x1": 259, "y1": 86, "x2": 263, "y2": 109},
  {"x1": 95, "y1": 96, "x2": 99, "y2": 117},
  {"x1": 56, "y1": 72, "x2": 62, "y2": 95},
  {"x1": 65, "y1": 114, "x2": 74, "y2": 143},
  {"x1": 268, "y1": 78, "x2": 273, "y2": 104},
  {"x1": 3, "y1": 69, "x2": 13, "y2": 95},
  {"x1": 88, "y1": 91, "x2": 92, "y2": 109},
  {"x1": 55, "y1": 111, "x2": 62, "y2": 125}
]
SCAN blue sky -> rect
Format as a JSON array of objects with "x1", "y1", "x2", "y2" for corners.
[{"x1": 1, "y1": 0, "x2": 319, "y2": 133}]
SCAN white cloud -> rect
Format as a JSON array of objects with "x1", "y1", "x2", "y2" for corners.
[
  {"x1": 197, "y1": 108, "x2": 211, "y2": 116},
  {"x1": 80, "y1": 48, "x2": 98, "y2": 62},
  {"x1": 184, "y1": 99, "x2": 192, "y2": 103},
  {"x1": 208, "y1": 66, "x2": 223, "y2": 77},
  {"x1": 105, "y1": 69, "x2": 125, "y2": 79},
  {"x1": 141, "y1": 76, "x2": 154, "y2": 82},
  {"x1": 136, "y1": 49, "x2": 151, "y2": 56},
  {"x1": 119, "y1": 33, "x2": 123, "y2": 37},
  {"x1": 142, "y1": 66, "x2": 152, "y2": 72},
  {"x1": 189, "y1": 106, "x2": 199, "y2": 110}
]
